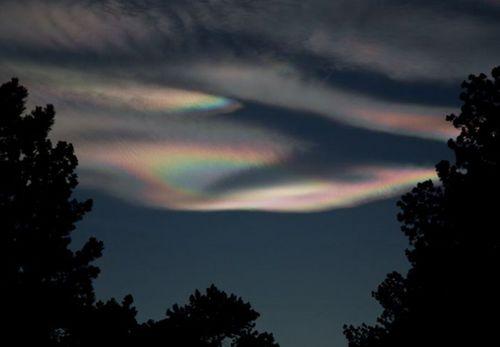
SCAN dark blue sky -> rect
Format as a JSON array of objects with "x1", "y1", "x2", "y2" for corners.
[
  {"x1": 1, "y1": 0, "x2": 499, "y2": 345},
  {"x1": 74, "y1": 190, "x2": 408, "y2": 347}
]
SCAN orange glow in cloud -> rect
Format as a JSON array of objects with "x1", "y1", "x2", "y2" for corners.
[{"x1": 354, "y1": 108, "x2": 459, "y2": 140}]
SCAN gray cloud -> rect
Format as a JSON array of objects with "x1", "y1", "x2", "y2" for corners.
[
  {"x1": 0, "y1": 0, "x2": 496, "y2": 211},
  {"x1": 2, "y1": 0, "x2": 498, "y2": 80}
]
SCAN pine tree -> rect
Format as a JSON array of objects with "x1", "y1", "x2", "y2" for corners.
[
  {"x1": 1, "y1": 78, "x2": 103, "y2": 345},
  {"x1": 344, "y1": 67, "x2": 500, "y2": 346}
]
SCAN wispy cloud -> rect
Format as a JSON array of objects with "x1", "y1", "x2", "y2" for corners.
[
  {"x1": 2, "y1": 0, "x2": 498, "y2": 80},
  {"x1": 174, "y1": 63, "x2": 457, "y2": 139},
  {"x1": 1, "y1": 0, "x2": 494, "y2": 212}
]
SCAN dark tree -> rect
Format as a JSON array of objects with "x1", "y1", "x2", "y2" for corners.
[
  {"x1": 67, "y1": 295, "x2": 139, "y2": 346},
  {"x1": 344, "y1": 67, "x2": 500, "y2": 346},
  {"x1": 1, "y1": 78, "x2": 103, "y2": 345},
  {"x1": 137, "y1": 285, "x2": 279, "y2": 347},
  {"x1": 2, "y1": 78, "x2": 279, "y2": 347}
]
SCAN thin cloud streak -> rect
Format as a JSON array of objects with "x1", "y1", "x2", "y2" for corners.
[
  {"x1": 180, "y1": 63, "x2": 457, "y2": 140},
  {"x1": 188, "y1": 166, "x2": 437, "y2": 212}
]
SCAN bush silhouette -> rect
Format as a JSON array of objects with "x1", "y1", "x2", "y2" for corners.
[
  {"x1": 2, "y1": 78, "x2": 278, "y2": 347},
  {"x1": 344, "y1": 67, "x2": 500, "y2": 346}
]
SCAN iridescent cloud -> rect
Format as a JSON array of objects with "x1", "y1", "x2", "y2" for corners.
[
  {"x1": 55, "y1": 83, "x2": 239, "y2": 115},
  {"x1": 15, "y1": 62, "x2": 453, "y2": 141},
  {"x1": 190, "y1": 166, "x2": 436, "y2": 212},
  {"x1": 2, "y1": 0, "x2": 468, "y2": 212},
  {"x1": 77, "y1": 141, "x2": 293, "y2": 210},
  {"x1": 350, "y1": 108, "x2": 457, "y2": 140},
  {"x1": 181, "y1": 63, "x2": 457, "y2": 140},
  {"x1": 0, "y1": 61, "x2": 442, "y2": 213},
  {"x1": 2, "y1": 63, "x2": 240, "y2": 116},
  {"x1": 78, "y1": 139, "x2": 436, "y2": 212}
]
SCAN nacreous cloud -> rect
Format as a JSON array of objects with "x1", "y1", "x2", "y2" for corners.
[
  {"x1": 0, "y1": 64, "x2": 439, "y2": 212},
  {"x1": 79, "y1": 141, "x2": 436, "y2": 212},
  {"x1": 1, "y1": 0, "x2": 494, "y2": 212},
  {"x1": 176, "y1": 63, "x2": 458, "y2": 140}
]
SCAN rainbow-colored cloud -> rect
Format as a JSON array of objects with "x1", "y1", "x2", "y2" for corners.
[
  {"x1": 79, "y1": 141, "x2": 289, "y2": 207},
  {"x1": 79, "y1": 140, "x2": 436, "y2": 212},
  {"x1": 5, "y1": 63, "x2": 240, "y2": 116},
  {"x1": 1, "y1": 59, "x2": 442, "y2": 213},
  {"x1": 190, "y1": 166, "x2": 436, "y2": 212},
  {"x1": 179, "y1": 63, "x2": 458, "y2": 140}
]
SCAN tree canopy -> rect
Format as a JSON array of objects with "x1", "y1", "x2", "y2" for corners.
[
  {"x1": 344, "y1": 67, "x2": 500, "y2": 346},
  {"x1": 2, "y1": 78, "x2": 101, "y2": 345},
  {"x1": 2, "y1": 78, "x2": 278, "y2": 347},
  {"x1": 136, "y1": 285, "x2": 279, "y2": 347}
]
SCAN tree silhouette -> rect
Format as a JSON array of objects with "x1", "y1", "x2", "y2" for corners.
[
  {"x1": 65, "y1": 295, "x2": 139, "y2": 346},
  {"x1": 2, "y1": 78, "x2": 103, "y2": 345},
  {"x1": 136, "y1": 285, "x2": 279, "y2": 347},
  {"x1": 344, "y1": 66, "x2": 500, "y2": 346},
  {"x1": 2, "y1": 78, "x2": 278, "y2": 347}
]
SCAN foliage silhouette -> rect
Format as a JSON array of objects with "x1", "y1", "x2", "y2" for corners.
[
  {"x1": 136, "y1": 285, "x2": 279, "y2": 347},
  {"x1": 2, "y1": 78, "x2": 278, "y2": 347},
  {"x1": 344, "y1": 66, "x2": 500, "y2": 346},
  {"x1": 2, "y1": 78, "x2": 102, "y2": 346}
]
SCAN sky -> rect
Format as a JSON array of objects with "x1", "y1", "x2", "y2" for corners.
[{"x1": 1, "y1": 0, "x2": 499, "y2": 346}]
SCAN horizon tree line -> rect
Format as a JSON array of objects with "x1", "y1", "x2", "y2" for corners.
[{"x1": 3, "y1": 65, "x2": 499, "y2": 346}]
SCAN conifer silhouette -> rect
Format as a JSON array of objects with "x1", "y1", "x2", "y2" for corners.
[{"x1": 344, "y1": 67, "x2": 500, "y2": 347}]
